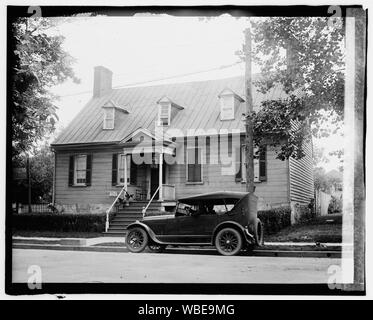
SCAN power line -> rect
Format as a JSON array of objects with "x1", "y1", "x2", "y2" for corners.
[{"x1": 59, "y1": 61, "x2": 244, "y2": 98}]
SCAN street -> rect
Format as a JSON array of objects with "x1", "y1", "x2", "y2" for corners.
[{"x1": 12, "y1": 249, "x2": 340, "y2": 284}]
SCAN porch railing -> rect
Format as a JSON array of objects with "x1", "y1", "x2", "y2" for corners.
[
  {"x1": 105, "y1": 184, "x2": 127, "y2": 232},
  {"x1": 142, "y1": 186, "x2": 160, "y2": 218}
]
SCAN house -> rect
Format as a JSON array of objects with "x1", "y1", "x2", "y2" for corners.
[{"x1": 51, "y1": 66, "x2": 314, "y2": 233}]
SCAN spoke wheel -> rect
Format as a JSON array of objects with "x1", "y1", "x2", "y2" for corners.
[
  {"x1": 148, "y1": 243, "x2": 167, "y2": 253},
  {"x1": 126, "y1": 227, "x2": 148, "y2": 253},
  {"x1": 215, "y1": 228, "x2": 242, "y2": 256}
]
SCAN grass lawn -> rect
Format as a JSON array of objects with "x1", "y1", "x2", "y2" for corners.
[
  {"x1": 13, "y1": 230, "x2": 103, "y2": 238},
  {"x1": 265, "y1": 214, "x2": 342, "y2": 243}
]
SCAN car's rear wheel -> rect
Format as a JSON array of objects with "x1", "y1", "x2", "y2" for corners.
[
  {"x1": 148, "y1": 242, "x2": 167, "y2": 253},
  {"x1": 126, "y1": 227, "x2": 148, "y2": 253},
  {"x1": 215, "y1": 228, "x2": 243, "y2": 256}
]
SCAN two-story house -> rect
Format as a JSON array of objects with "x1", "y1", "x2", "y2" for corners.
[{"x1": 51, "y1": 66, "x2": 314, "y2": 234}]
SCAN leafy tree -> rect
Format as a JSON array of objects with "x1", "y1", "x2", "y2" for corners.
[
  {"x1": 29, "y1": 144, "x2": 54, "y2": 203},
  {"x1": 11, "y1": 143, "x2": 54, "y2": 205},
  {"x1": 238, "y1": 17, "x2": 345, "y2": 160},
  {"x1": 11, "y1": 17, "x2": 78, "y2": 160},
  {"x1": 314, "y1": 167, "x2": 342, "y2": 192}
]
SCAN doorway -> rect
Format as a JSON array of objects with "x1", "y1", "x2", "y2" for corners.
[{"x1": 150, "y1": 163, "x2": 167, "y2": 200}]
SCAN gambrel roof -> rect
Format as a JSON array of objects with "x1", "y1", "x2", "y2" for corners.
[{"x1": 52, "y1": 76, "x2": 287, "y2": 146}]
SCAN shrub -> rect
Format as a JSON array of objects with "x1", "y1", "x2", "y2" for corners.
[
  {"x1": 12, "y1": 213, "x2": 107, "y2": 233},
  {"x1": 258, "y1": 207, "x2": 291, "y2": 235}
]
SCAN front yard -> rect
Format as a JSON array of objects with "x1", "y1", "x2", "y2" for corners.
[{"x1": 265, "y1": 214, "x2": 342, "y2": 243}]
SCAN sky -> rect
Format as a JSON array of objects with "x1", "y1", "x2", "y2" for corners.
[{"x1": 48, "y1": 15, "x2": 343, "y2": 171}]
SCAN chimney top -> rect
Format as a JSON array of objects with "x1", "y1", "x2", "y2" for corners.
[{"x1": 93, "y1": 66, "x2": 113, "y2": 98}]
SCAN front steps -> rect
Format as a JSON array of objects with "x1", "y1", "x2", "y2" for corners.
[{"x1": 104, "y1": 201, "x2": 163, "y2": 236}]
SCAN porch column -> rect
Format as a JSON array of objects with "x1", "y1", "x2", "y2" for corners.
[
  {"x1": 159, "y1": 152, "x2": 163, "y2": 201},
  {"x1": 123, "y1": 153, "x2": 128, "y2": 191}
]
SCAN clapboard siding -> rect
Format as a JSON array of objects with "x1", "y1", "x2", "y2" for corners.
[
  {"x1": 168, "y1": 139, "x2": 290, "y2": 208},
  {"x1": 55, "y1": 137, "x2": 293, "y2": 211},
  {"x1": 289, "y1": 138, "x2": 314, "y2": 204},
  {"x1": 55, "y1": 150, "x2": 141, "y2": 206}
]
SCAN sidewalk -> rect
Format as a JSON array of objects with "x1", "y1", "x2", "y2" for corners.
[{"x1": 12, "y1": 236, "x2": 345, "y2": 258}]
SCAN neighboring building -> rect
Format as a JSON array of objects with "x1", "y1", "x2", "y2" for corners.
[{"x1": 51, "y1": 66, "x2": 314, "y2": 232}]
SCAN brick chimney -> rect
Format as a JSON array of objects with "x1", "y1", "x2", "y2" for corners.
[{"x1": 93, "y1": 66, "x2": 113, "y2": 98}]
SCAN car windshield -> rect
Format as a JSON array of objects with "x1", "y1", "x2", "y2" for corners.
[{"x1": 175, "y1": 198, "x2": 239, "y2": 217}]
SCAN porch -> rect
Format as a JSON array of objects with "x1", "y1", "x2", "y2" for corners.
[{"x1": 111, "y1": 141, "x2": 177, "y2": 203}]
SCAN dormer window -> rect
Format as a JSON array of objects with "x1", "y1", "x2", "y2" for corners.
[
  {"x1": 102, "y1": 99, "x2": 129, "y2": 130},
  {"x1": 103, "y1": 107, "x2": 115, "y2": 129},
  {"x1": 218, "y1": 88, "x2": 244, "y2": 121},
  {"x1": 157, "y1": 96, "x2": 184, "y2": 127},
  {"x1": 158, "y1": 102, "x2": 171, "y2": 126}
]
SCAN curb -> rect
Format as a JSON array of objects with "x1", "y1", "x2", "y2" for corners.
[{"x1": 12, "y1": 243, "x2": 342, "y2": 258}]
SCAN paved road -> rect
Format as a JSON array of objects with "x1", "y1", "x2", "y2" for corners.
[{"x1": 12, "y1": 249, "x2": 340, "y2": 284}]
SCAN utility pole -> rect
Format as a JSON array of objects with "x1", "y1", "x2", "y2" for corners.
[
  {"x1": 26, "y1": 155, "x2": 32, "y2": 213},
  {"x1": 244, "y1": 24, "x2": 255, "y2": 193}
]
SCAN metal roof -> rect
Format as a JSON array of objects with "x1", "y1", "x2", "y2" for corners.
[{"x1": 52, "y1": 76, "x2": 286, "y2": 146}]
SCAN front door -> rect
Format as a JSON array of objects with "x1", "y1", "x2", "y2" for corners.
[
  {"x1": 150, "y1": 166, "x2": 159, "y2": 200},
  {"x1": 150, "y1": 163, "x2": 167, "y2": 200}
]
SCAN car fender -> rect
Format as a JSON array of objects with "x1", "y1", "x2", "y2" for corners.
[
  {"x1": 212, "y1": 221, "x2": 253, "y2": 244},
  {"x1": 126, "y1": 221, "x2": 163, "y2": 244}
]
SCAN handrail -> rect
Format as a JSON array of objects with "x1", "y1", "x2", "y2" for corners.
[
  {"x1": 105, "y1": 184, "x2": 127, "y2": 232},
  {"x1": 142, "y1": 186, "x2": 160, "y2": 218}
]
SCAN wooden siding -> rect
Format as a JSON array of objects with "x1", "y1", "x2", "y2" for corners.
[
  {"x1": 55, "y1": 150, "x2": 146, "y2": 209},
  {"x1": 167, "y1": 136, "x2": 290, "y2": 209},
  {"x1": 55, "y1": 137, "x2": 292, "y2": 211},
  {"x1": 289, "y1": 139, "x2": 314, "y2": 205}
]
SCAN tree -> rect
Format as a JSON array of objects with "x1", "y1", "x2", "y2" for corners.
[
  {"x1": 314, "y1": 167, "x2": 342, "y2": 192},
  {"x1": 238, "y1": 17, "x2": 345, "y2": 160},
  {"x1": 29, "y1": 144, "x2": 54, "y2": 203},
  {"x1": 11, "y1": 17, "x2": 78, "y2": 160}
]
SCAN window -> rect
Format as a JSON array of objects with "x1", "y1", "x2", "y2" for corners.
[
  {"x1": 220, "y1": 94, "x2": 235, "y2": 120},
  {"x1": 75, "y1": 155, "x2": 87, "y2": 184},
  {"x1": 186, "y1": 147, "x2": 202, "y2": 183},
  {"x1": 158, "y1": 103, "x2": 170, "y2": 126},
  {"x1": 68, "y1": 154, "x2": 92, "y2": 186},
  {"x1": 103, "y1": 107, "x2": 115, "y2": 129},
  {"x1": 112, "y1": 154, "x2": 137, "y2": 186},
  {"x1": 235, "y1": 146, "x2": 266, "y2": 182}
]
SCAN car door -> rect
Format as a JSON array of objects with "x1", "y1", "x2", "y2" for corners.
[{"x1": 176, "y1": 213, "x2": 217, "y2": 243}]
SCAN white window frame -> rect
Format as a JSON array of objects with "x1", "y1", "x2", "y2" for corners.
[
  {"x1": 74, "y1": 154, "x2": 87, "y2": 186},
  {"x1": 186, "y1": 147, "x2": 203, "y2": 183},
  {"x1": 158, "y1": 103, "x2": 171, "y2": 126},
  {"x1": 220, "y1": 94, "x2": 235, "y2": 121},
  {"x1": 103, "y1": 107, "x2": 115, "y2": 130},
  {"x1": 117, "y1": 154, "x2": 131, "y2": 185}
]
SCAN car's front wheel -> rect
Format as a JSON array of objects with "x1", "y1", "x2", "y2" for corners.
[
  {"x1": 215, "y1": 228, "x2": 243, "y2": 256},
  {"x1": 126, "y1": 227, "x2": 148, "y2": 253}
]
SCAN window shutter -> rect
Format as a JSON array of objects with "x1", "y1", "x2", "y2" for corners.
[
  {"x1": 235, "y1": 146, "x2": 242, "y2": 182},
  {"x1": 112, "y1": 154, "x2": 118, "y2": 186},
  {"x1": 130, "y1": 155, "x2": 137, "y2": 185},
  {"x1": 259, "y1": 147, "x2": 267, "y2": 181},
  {"x1": 86, "y1": 154, "x2": 92, "y2": 186},
  {"x1": 68, "y1": 155, "x2": 74, "y2": 186}
]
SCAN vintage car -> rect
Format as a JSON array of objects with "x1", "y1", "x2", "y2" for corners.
[{"x1": 125, "y1": 191, "x2": 264, "y2": 256}]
